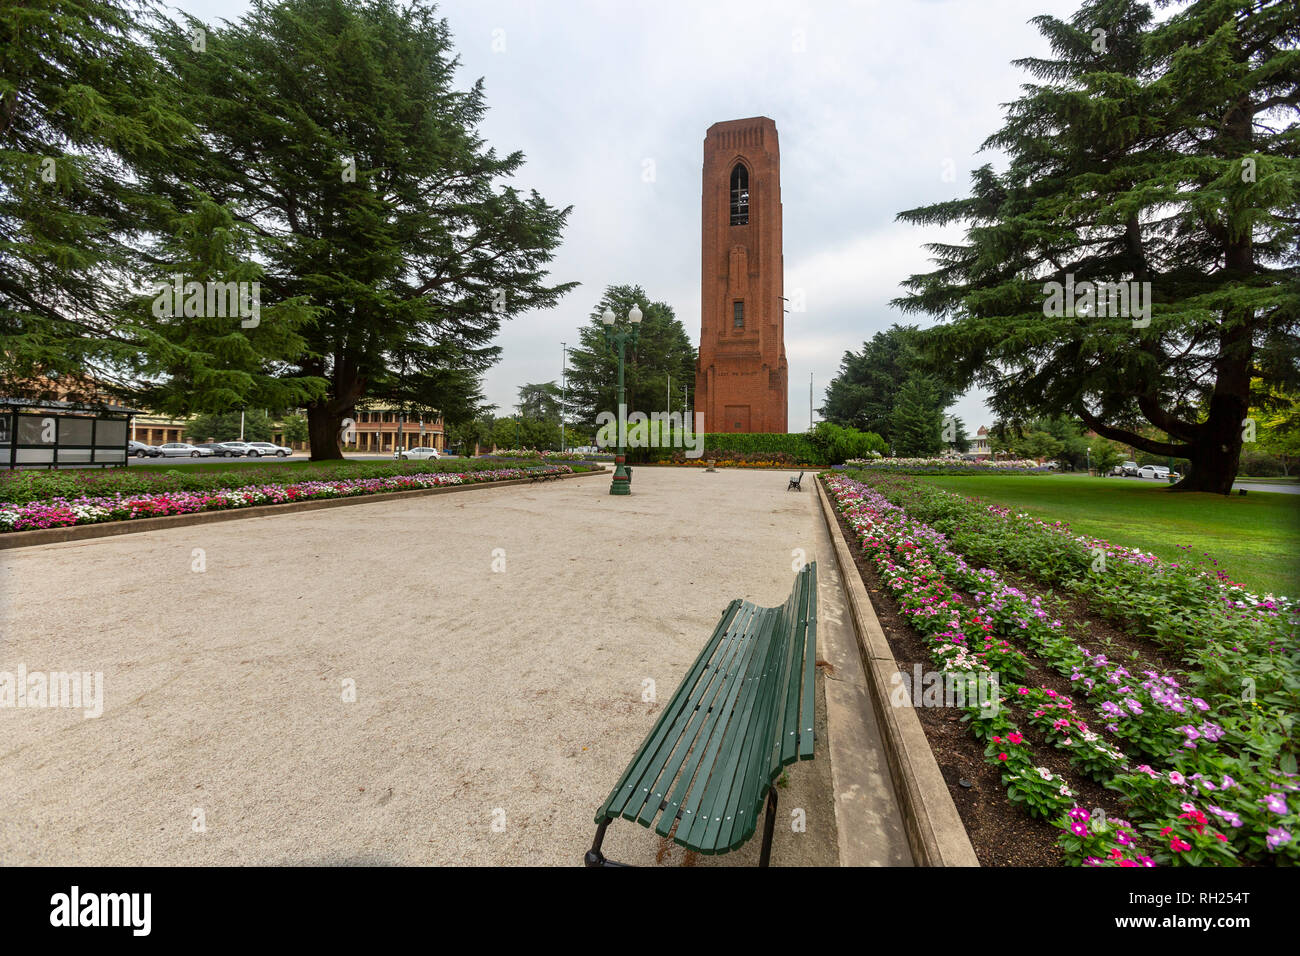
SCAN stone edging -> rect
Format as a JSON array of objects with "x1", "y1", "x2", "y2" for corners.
[
  {"x1": 815, "y1": 475, "x2": 980, "y2": 867},
  {"x1": 0, "y1": 467, "x2": 608, "y2": 550}
]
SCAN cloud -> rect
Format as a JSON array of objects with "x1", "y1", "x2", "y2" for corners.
[{"x1": 171, "y1": 0, "x2": 1076, "y2": 432}]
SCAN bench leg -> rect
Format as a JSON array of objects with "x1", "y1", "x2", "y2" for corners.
[
  {"x1": 759, "y1": 788, "x2": 779, "y2": 868},
  {"x1": 584, "y1": 820, "x2": 629, "y2": 867}
]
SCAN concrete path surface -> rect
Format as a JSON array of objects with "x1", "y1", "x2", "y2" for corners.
[{"x1": 0, "y1": 467, "x2": 903, "y2": 866}]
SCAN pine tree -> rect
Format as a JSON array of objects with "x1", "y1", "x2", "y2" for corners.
[
  {"x1": 150, "y1": 0, "x2": 576, "y2": 458},
  {"x1": 894, "y1": 0, "x2": 1300, "y2": 493},
  {"x1": 0, "y1": 0, "x2": 191, "y2": 400},
  {"x1": 890, "y1": 379, "x2": 945, "y2": 457},
  {"x1": 563, "y1": 284, "x2": 697, "y2": 431},
  {"x1": 820, "y1": 324, "x2": 958, "y2": 441}
]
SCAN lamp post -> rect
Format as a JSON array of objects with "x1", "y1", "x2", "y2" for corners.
[{"x1": 602, "y1": 303, "x2": 642, "y2": 495}]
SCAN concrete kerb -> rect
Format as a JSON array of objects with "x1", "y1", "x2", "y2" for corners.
[
  {"x1": 815, "y1": 474, "x2": 980, "y2": 867},
  {"x1": 0, "y1": 466, "x2": 608, "y2": 550}
]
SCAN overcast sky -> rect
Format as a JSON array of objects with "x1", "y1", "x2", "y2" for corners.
[{"x1": 173, "y1": 0, "x2": 1087, "y2": 431}]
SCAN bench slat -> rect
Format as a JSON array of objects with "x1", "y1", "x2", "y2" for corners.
[
  {"x1": 654, "y1": 604, "x2": 775, "y2": 841},
  {"x1": 631, "y1": 603, "x2": 761, "y2": 828},
  {"x1": 592, "y1": 563, "x2": 818, "y2": 857},
  {"x1": 718, "y1": 574, "x2": 806, "y2": 851},
  {"x1": 673, "y1": 604, "x2": 783, "y2": 850},
  {"x1": 595, "y1": 600, "x2": 742, "y2": 823},
  {"x1": 778, "y1": 564, "x2": 813, "y2": 766},
  {"x1": 799, "y1": 563, "x2": 818, "y2": 761}
]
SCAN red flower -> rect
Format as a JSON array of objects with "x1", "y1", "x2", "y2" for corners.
[{"x1": 997, "y1": 753, "x2": 1008, "y2": 761}]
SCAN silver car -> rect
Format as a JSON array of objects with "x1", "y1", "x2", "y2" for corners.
[
  {"x1": 243, "y1": 442, "x2": 292, "y2": 458},
  {"x1": 158, "y1": 442, "x2": 213, "y2": 458},
  {"x1": 395, "y1": 446, "x2": 441, "y2": 460}
]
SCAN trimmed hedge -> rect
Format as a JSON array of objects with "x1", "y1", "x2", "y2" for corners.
[{"x1": 637, "y1": 424, "x2": 886, "y2": 466}]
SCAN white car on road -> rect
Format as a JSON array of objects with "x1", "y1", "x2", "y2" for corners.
[
  {"x1": 395, "y1": 446, "x2": 441, "y2": 461},
  {"x1": 158, "y1": 442, "x2": 213, "y2": 458},
  {"x1": 1138, "y1": 464, "x2": 1177, "y2": 480},
  {"x1": 243, "y1": 442, "x2": 293, "y2": 458}
]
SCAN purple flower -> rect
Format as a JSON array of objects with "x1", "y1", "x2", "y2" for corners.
[
  {"x1": 1207, "y1": 806, "x2": 1243, "y2": 828},
  {"x1": 1262, "y1": 794, "x2": 1289, "y2": 815},
  {"x1": 1267, "y1": 828, "x2": 1292, "y2": 849}
]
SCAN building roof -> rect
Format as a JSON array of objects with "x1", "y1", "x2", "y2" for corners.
[{"x1": 0, "y1": 397, "x2": 142, "y2": 416}]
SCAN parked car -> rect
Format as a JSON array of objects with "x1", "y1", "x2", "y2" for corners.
[
  {"x1": 1138, "y1": 464, "x2": 1179, "y2": 480},
  {"x1": 127, "y1": 440, "x2": 162, "y2": 458},
  {"x1": 158, "y1": 442, "x2": 213, "y2": 458},
  {"x1": 243, "y1": 442, "x2": 292, "y2": 458},
  {"x1": 396, "y1": 446, "x2": 441, "y2": 460},
  {"x1": 209, "y1": 441, "x2": 253, "y2": 457},
  {"x1": 1121, "y1": 460, "x2": 1140, "y2": 476}
]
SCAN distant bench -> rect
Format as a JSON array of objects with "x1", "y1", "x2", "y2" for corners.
[{"x1": 585, "y1": 563, "x2": 818, "y2": 866}]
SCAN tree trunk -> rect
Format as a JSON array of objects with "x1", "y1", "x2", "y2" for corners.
[
  {"x1": 1173, "y1": 430, "x2": 1241, "y2": 494},
  {"x1": 307, "y1": 403, "x2": 346, "y2": 461}
]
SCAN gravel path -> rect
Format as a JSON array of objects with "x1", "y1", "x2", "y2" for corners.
[{"x1": 0, "y1": 467, "x2": 841, "y2": 866}]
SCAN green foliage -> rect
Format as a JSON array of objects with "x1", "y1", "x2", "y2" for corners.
[
  {"x1": 187, "y1": 409, "x2": 275, "y2": 443},
  {"x1": 564, "y1": 285, "x2": 697, "y2": 430},
  {"x1": 820, "y1": 324, "x2": 958, "y2": 441},
  {"x1": 893, "y1": 0, "x2": 1300, "y2": 494},
  {"x1": 516, "y1": 382, "x2": 563, "y2": 423},
  {"x1": 890, "y1": 379, "x2": 944, "y2": 457},
  {"x1": 446, "y1": 413, "x2": 496, "y2": 456},
  {"x1": 149, "y1": 0, "x2": 575, "y2": 455},
  {"x1": 806, "y1": 422, "x2": 888, "y2": 465},
  {"x1": 278, "y1": 414, "x2": 309, "y2": 445},
  {"x1": 491, "y1": 416, "x2": 560, "y2": 451},
  {"x1": 0, "y1": 0, "x2": 193, "y2": 400},
  {"x1": 1088, "y1": 435, "x2": 1125, "y2": 474},
  {"x1": 944, "y1": 415, "x2": 972, "y2": 454}
]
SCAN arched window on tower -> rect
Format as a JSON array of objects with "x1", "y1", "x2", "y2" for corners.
[{"x1": 729, "y1": 163, "x2": 749, "y2": 226}]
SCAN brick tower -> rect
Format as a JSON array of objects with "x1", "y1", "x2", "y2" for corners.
[{"x1": 695, "y1": 116, "x2": 787, "y2": 434}]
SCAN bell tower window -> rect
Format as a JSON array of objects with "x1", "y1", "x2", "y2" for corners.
[{"x1": 729, "y1": 164, "x2": 749, "y2": 226}]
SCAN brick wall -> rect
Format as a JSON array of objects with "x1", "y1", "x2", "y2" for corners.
[{"x1": 695, "y1": 116, "x2": 789, "y2": 433}]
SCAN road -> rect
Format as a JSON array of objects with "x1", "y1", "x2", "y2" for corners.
[{"x1": 1106, "y1": 474, "x2": 1299, "y2": 495}]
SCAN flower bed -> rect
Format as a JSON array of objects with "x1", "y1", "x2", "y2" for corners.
[
  {"x1": 841, "y1": 457, "x2": 1043, "y2": 474},
  {"x1": 825, "y1": 473, "x2": 1299, "y2": 865},
  {"x1": 0, "y1": 466, "x2": 574, "y2": 533}
]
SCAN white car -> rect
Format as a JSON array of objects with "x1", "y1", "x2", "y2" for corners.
[
  {"x1": 158, "y1": 442, "x2": 213, "y2": 458},
  {"x1": 243, "y1": 442, "x2": 292, "y2": 458},
  {"x1": 1137, "y1": 464, "x2": 1170, "y2": 479},
  {"x1": 395, "y1": 446, "x2": 441, "y2": 460}
]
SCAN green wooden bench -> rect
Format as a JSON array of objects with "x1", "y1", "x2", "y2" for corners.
[{"x1": 586, "y1": 562, "x2": 818, "y2": 866}]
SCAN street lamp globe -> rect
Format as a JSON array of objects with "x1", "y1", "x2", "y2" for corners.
[
  {"x1": 601, "y1": 308, "x2": 615, "y2": 325},
  {"x1": 628, "y1": 304, "x2": 643, "y2": 324}
]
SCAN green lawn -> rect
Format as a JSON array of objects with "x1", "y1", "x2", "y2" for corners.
[{"x1": 916, "y1": 473, "x2": 1300, "y2": 597}]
